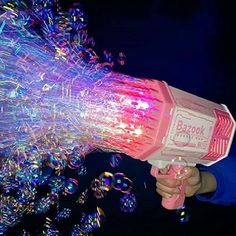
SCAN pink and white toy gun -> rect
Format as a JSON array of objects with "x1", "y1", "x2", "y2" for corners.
[{"x1": 110, "y1": 77, "x2": 236, "y2": 210}]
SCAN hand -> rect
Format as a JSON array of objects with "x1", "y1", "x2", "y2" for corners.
[{"x1": 155, "y1": 166, "x2": 212, "y2": 199}]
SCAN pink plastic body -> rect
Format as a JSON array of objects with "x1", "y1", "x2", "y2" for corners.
[
  {"x1": 127, "y1": 80, "x2": 235, "y2": 165},
  {"x1": 119, "y1": 79, "x2": 235, "y2": 210}
]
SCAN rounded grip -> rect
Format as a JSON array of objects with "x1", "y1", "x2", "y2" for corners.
[{"x1": 151, "y1": 165, "x2": 187, "y2": 210}]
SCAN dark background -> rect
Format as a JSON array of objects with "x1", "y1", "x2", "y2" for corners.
[{"x1": 9, "y1": 0, "x2": 236, "y2": 235}]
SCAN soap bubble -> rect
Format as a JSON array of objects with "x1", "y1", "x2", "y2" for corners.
[
  {"x1": 119, "y1": 193, "x2": 137, "y2": 213},
  {"x1": 80, "y1": 207, "x2": 105, "y2": 233},
  {"x1": 117, "y1": 52, "x2": 126, "y2": 66},
  {"x1": 48, "y1": 176, "x2": 66, "y2": 193},
  {"x1": 76, "y1": 189, "x2": 88, "y2": 205},
  {"x1": 55, "y1": 208, "x2": 72, "y2": 221},
  {"x1": 109, "y1": 153, "x2": 123, "y2": 168},
  {"x1": 120, "y1": 177, "x2": 133, "y2": 193},
  {"x1": 90, "y1": 178, "x2": 107, "y2": 199},
  {"x1": 113, "y1": 172, "x2": 125, "y2": 191},
  {"x1": 98, "y1": 172, "x2": 114, "y2": 191},
  {"x1": 68, "y1": 153, "x2": 85, "y2": 169},
  {"x1": 77, "y1": 165, "x2": 87, "y2": 176},
  {"x1": 64, "y1": 178, "x2": 79, "y2": 195},
  {"x1": 176, "y1": 205, "x2": 190, "y2": 224}
]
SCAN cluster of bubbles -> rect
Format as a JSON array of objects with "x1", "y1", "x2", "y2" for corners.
[
  {"x1": 0, "y1": 0, "x2": 132, "y2": 234},
  {"x1": 101, "y1": 50, "x2": 126, "y2": 70},
  {"x1": 90, "y1": 170, "x2": 137, "y2": 213},
  {"x1": 0, "y1": 0, "x2": 190, "y2": 235},
  {"x1": 0, "y1": 153, "x2": 136, "y2": 235}
]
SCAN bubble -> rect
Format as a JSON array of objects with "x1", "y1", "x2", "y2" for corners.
[
  {"x1": 41, "y1": 166, "x2": 54, "y2": 182},
  {"x1": 68, "y1": 153, "x2": 85, "y2": 169},
  {"x1": 102, "y1": 50, "x2": 114, "y2": 69},
  {"x1": 48, "y1": 176, "x2": 66, "y2": 193},
  {"x1": 120, "y1": 177, "x2": 133, "y2": 193},
  {"x1": 93, "y1": 188, "x2": 107, "y2": 199},
  {"x1": 0, "y1": 223, "x2": 8, "y2": 235},
  {"x1": 109, "y1": 153, "x2": 122, "y2": 168},
  {"x1": 68, "y1": 5, "x2": 88, "y2": 31},
  {"x1": 98, "y1": 172, "x2": 114, "y2": 191},
  {"x1": 20, "y1": 229, "x2": 31, "y2": 236},
  {"x1": 71, "y1": 224, "x2": 89, "y2": 236},
  {"x1": 42, "y1": 217, "x2": 60, "y2": 236},
  {"x1": 47, "y1": 152, "x2": 63, "y2": 170},
  {"x1": 16, "y1": 186, "x2": 37, "y2": 204},
  {"x1": 90, "y1": 178, "x2": 100, "y2": 192},
  {"x1": 64, "y1": 178, "x2": 79, "y2": 195},
  {"x1": 80, "y1": 207, "x2": 105, "y2": 233},
  {"x1": 170, "y1": 156, "x2": 189, "y2": 179},
  {"x1": 34, "y1": 193, "x2": 58, "y2": 214},
  {"x1": 117, "y1": 52, "x2": 126, "y2": 66},
  {"x1": 24, "y1": 202, "x2": 36, "y2": 215},
  {"x1": 77, "y1": 165, "x2": 87, "y2": 176},
  {"x1": 0, "y1": 196, "x2": 24, "y2": 227},
  {"x1": 176, "y1": 205, "x2": 190, "y2": 224},
  {"x1": 55, "y1": 208, "x2": 72, "y2": 221},
  {"x1": 76, "y1": 189, "x2": 88, "y2": 205},
  {"x1": 113, "y1": 172, "x2": 125, "y2": 191},
  {"x1": 90, "y1": 178, "x2": 107, "y2": 199},
  {"x1": 119, "y1": 193, "x2": 137, "y2": 213}
]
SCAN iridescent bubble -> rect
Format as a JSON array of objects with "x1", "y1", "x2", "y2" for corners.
[
  {"x1": 93, "y1": 188, "x2": 107, "y2": 199},
  {"x1": 24, "y1": 202, "x2": 36, "y2": 215},
  {"x1": 119, "y1": 193, "x2": 137, "y2": 213},
  {"x1": 77, "y1": 165, "x2": 87, "y2": 176},
  {"x1": 16, "y1": 185, "x2": 37, "y2": 203},
  {"x1": 103, "y1": 50, "x2": 113, "y2": 63},
  {"x1": 90, "y1": 179, "x2": 100, "y2": 192},
  {"x1": 176, "y1": 205, "x2": 190, "y2": 224},
  {"x1": 20, "y1": 229, "x2": 31, "y2": 236},
  {"x1": 71, "y1": 224, "x2": 89, "y2": 236},
  {"x1": 113, "y1": 172, "x2": 125, "y2": 191},
  {"x1": 109, "y1": 153, "x2": 122, "y2": 168},
  {"x1": 170, "y1": 157, "x2": 188, "y2": 179},
  {"x1": 42, "y1": 217, "x2": 59, "y2": 236},
  {"x1": 47, "y1": 152, "x2": 61, "y2": 169},
  {"x1": 0, "y1": 196, "x2": 24, "y2": 227},
  {"x1": 55, "y1": 208, "x2": 72, "y2": 221},
  {"x1": 80, "y1": 207, "x2": 105, "y2": 233},
  {"x1": 68, "y1": 153, "x2": 85, "y2": 169},
  {"x1": 68, "y1": 5, "x2": 88, "y2": 30},
  {"x1": 102, "y1": 50, "x2": 114, "y2": 69},
  {"x1": 90, "y1": 178, "x2": 107, "y2": 199},
  {"x1": 76, "y1": 189, "x2": 88, "y2": 205},
  {"x1": 48, "y1": 176, "x2": 66, "y2": 193},
  {"x1": 41, "y1": 166, "x2": 54, "y2": 183},
  {"x1": 0, "y1": 223, "x2": 8, "y2": 235},
  {"x1": 34, "y1": 193, "x2": 58, "y2": 214},
  {"x1": 120, "y1": 177, "x2": 133, "y2": 193},
  {"x1": 117, "y1": 52, "x2": 126, "y2": 66},
  {"x1": 98, "y1": 172, "x2": 114, "y2": 191},
  {"x1": 64, "y1": 178, "x2": 79, "y2": 195}
]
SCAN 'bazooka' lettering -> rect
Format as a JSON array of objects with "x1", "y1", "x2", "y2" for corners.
[{"x1": 176, "y1": 120, "x2": 205, "y2": 136}]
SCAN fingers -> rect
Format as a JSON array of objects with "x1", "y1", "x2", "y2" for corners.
[
  {"x1": 156, "y1": 179, "x2": 181, "y2": 198},
  {"x1": 155, "y1": 167, "x2": 202, "y2": 198}
]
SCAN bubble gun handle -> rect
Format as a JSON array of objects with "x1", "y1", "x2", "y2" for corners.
[{"x1": 150, "y1": 165, "x2": 187, "y2": 210}]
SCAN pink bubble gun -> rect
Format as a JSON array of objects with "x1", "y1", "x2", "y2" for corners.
[{"x1": 107, "y1": 76, "x2": 235, "y2": 210}]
